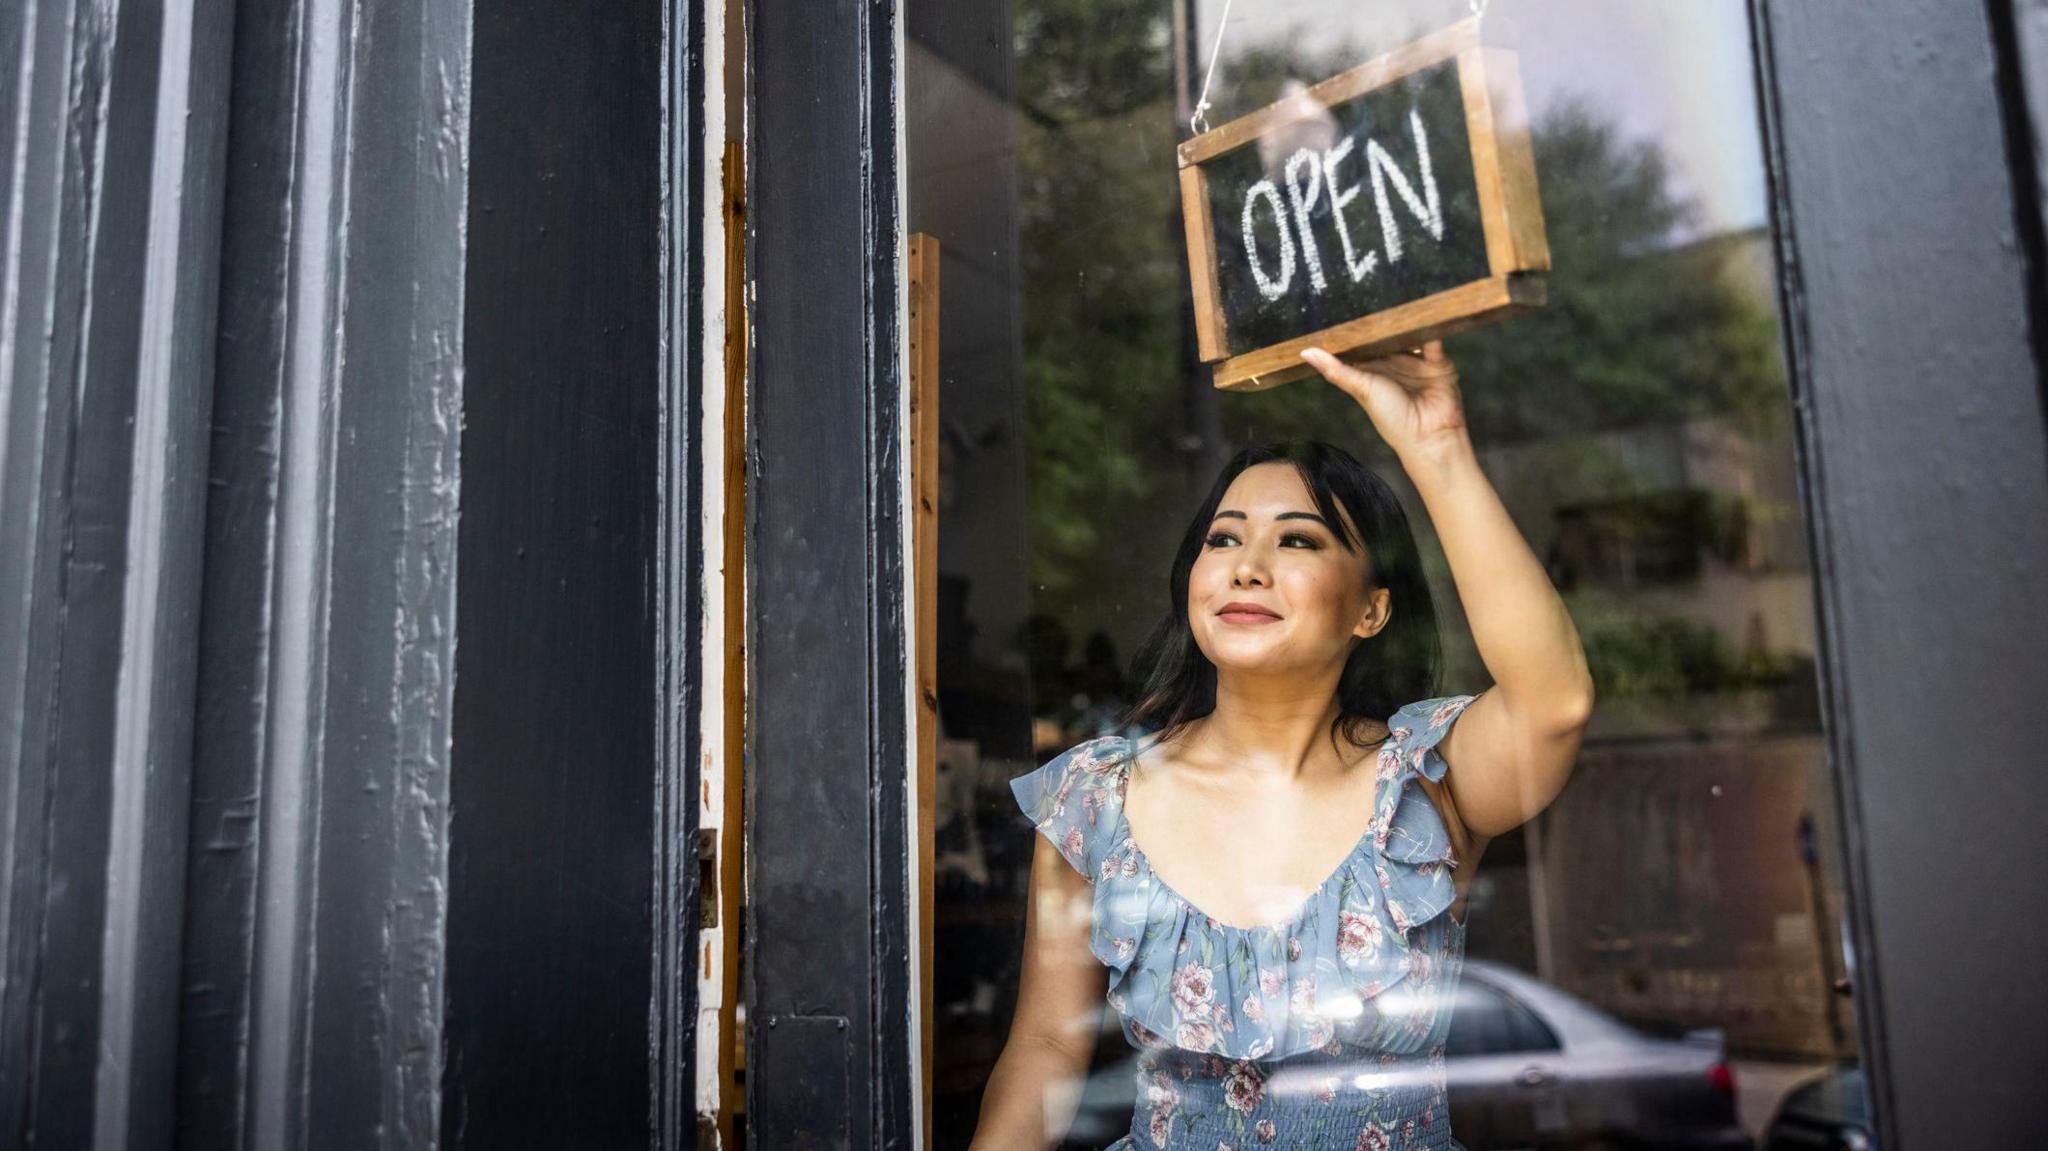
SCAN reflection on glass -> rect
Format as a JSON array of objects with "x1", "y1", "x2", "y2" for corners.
[{"x1": 909, "y1": 2, "x2": 1860, "y2": 1147}]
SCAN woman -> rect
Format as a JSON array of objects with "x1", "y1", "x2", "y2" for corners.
[{"x1": 971, "y1": 343, "x2": 1595, "y2": 1150}]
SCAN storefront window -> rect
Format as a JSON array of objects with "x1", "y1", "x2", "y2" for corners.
[{"x1": 908, "y1": 2, "x2": 1860, "y2": 1146}]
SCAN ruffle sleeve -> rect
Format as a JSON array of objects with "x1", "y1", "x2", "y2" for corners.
[
  {"x1": 1373, "y1": 693, "x2": 1479, "y2": 933},
  {"x1": 1009, "y1": 736, "x2": 1133, "y2": 882}
]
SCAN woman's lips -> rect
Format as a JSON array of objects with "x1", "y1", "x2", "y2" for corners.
[{"x1": 1217, "y1": 602, "x2": 1282, "y2": 625}]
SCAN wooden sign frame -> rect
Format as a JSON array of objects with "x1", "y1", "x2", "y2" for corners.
[{"x1": 1178, "y1": 17, "x2": 1549, "y2": 391}]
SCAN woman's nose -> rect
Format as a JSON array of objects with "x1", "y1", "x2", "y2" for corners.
[{"x1": 1232, "y1": 549, "x2": 1270, "y2": 586}]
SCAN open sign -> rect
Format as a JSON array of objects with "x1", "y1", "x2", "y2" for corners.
[{"x1": 1179, "y1": 17, "x2": 1549, "y2": 391}]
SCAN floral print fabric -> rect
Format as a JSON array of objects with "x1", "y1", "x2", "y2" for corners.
[{"x1": 1010, "y1": 695, "x2": 1478, "y2": 1150}]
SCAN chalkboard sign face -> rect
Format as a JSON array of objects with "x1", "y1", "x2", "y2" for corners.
[
  {"x1": 1206, "y1": 60, "x2": 1486, "y2": 356},
  {"x1": 1179, "y1": 18, "x2": 1549, "y2": 391}
]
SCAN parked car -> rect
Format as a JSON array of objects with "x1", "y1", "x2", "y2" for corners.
[
  {"x1": 1060, "y1": 959, "x2": 1752, "y2": 1150},
  {"x1": 1438, "y1": 960, "x2": 1751, "y2": 1150},
  {"x1": 1761, "y1": 1067, "x2": 1871, "y2": 1151}
]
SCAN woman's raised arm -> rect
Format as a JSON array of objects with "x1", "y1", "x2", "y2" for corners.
[
  {"x1": 968, "y1": 834, "x2": 1110, "y2": 1151},
  {"x1": 1302, "y1": 343, "x2": 1595, "y2": 840}
]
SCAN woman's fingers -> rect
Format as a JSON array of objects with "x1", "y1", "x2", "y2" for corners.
[
  {"x1": 1299, "y1": 347, "x2": 1374, "y2": 398},
  {"x1": 1303, "y1": 343, "x2": 1454, "y2": 400},
  {"x1": 1362, "y1": 343, "x2": 1455, "y2": 386}
]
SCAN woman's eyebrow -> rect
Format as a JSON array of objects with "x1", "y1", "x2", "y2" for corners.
[{"x1": 1208, "y1": 509, "x2": 1330, "y2": 526}]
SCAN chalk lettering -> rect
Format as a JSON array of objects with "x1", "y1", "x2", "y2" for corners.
[
  {"x1": 1320, "y1": 136, "x2": 1380, "y2": 283},
  {"x1": 1283, "y1": 149, "x2": 1331, "y2": 295},
  {"x1": 1242, "y1": 179, "x2": 1297, "y2": 301},
  {"x1": 1367, "y1": 109, "x2": 1444, "y2": 264}
]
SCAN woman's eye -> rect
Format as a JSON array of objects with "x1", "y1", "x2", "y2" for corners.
[{"x1": 1204, "y1": 530, "x2": 1318, "y2": 549}]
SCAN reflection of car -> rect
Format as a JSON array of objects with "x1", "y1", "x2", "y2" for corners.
[
  {"x1": 1058, "y1": 959, "x2": 1752, "y2": 1151},
  {"x1": 1761, "y1": 1067, "x2": 1871, "y2": 1151},
  {"x1": 1441, "y1": 960, "x2": 1751, "y2": 1150}
]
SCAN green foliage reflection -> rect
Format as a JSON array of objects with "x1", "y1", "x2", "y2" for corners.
[{"x1": 1017, "y1": 17, "x2": 1793, "y2": 705}]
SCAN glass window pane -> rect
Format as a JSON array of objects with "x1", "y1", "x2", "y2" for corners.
[{"x1": 907, "y1": 3, "x2": 1864, "y2": 1148}]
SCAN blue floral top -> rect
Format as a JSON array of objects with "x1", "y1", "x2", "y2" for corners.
[{"x1": 1010, "y1": 695, "x2": 1479, "y2": 1151}]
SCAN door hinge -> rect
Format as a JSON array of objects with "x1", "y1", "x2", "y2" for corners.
[{"x1": 696, "y1": 827, "x2": 719, "y2": 928}]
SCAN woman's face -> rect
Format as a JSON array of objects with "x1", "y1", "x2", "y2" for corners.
[{"x1": 1187, "y1": 462, "x2": 1389, "y2": 679}]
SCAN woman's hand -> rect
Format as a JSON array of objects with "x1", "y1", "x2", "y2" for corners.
[{"x1": 1300, "y1": 341, "x2": 1470, "y2": 463}]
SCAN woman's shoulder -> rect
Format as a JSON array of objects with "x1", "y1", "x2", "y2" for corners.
[
  {"x1": 1017, "y1": 732, "x2": 1139, "y2": 793},
  {"x1": 1386, "y1": 693, "x2": 1480, "y2": 772},
  {"x1": 1008, "y1": 732, "x2": 1139, "y2": 880},
  {"x1": 1053, "y1": 731, "x2": 1142, "y2": 772}
]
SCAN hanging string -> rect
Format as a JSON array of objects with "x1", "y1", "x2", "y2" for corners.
[
  {"x1": 1189, "y1": 0, "x2": 1237, "y2": 136},
  {"x1": 1190, "y1": 0, "x2": 1485, "y2": 137}
]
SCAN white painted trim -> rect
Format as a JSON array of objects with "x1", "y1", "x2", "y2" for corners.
[
  {"x1": 693, "y1": 0, "x2": 733, "y2": 1135},
  {"x1": 893, "y1": 0, "x2": 924, "y2": 1143}
]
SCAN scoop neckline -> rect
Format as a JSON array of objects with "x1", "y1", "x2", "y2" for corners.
[{"x1": 1109, "y1": 732, "x2": 1403, "y2": 936}]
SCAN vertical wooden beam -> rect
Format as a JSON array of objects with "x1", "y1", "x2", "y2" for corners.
[
  {"x1": 906, "y1": 232, "x2": 941, "y2": 1148},
  {"x1": 0, "y1": 2, "x2": 236, "y2": 1145},
  {"x1": 746, "y1": 0, "x2": 911, "y2": 1140},
  {"x1": 717, "y1": 136, "x2": 750, "y2": 1146},
  {"x1": 1753, "y1": 0, "x2": 2048, "y2": 1143},
  {"x1": 447, "y1": 1, "x2": 660, "y2": 1145}
]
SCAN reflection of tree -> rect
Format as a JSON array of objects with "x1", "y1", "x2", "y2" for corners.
[
  {"x1": 1018, "y1": 22, "x2": 1790, "y2": 661},
  {"x1": 1451, "y1": 100, "x2": 1788, "y2": 445},
  {"x1": 1015, "y1": 0, "x2": 1172, "y2": 126},
  {"x1": 1016, "y1": 0, "x2": 1183, "y2": 607},
  {"x1": 1575, "y1": 608, "x2": 1796, "y2": 699}
]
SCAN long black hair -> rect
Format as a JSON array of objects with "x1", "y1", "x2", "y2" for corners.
[{"x1": 1118, "y1": 441, "x2": 1442, "y2": 749}]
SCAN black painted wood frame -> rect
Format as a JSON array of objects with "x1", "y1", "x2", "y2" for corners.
[
  {"x1": 2, "y1": 0, "x2": 477, "y2": 1145},
  {"x1": 0, "y1": 2, "x2": 235, "y2": 1145},
  {"x1": 2, "y1": 0, "x2": 708, "y2": 1146},
  {"x1": 745, "y1": 0, "x2": 918, "y2": 1146},
  {"x1": 176, "y1": 1, "x2": 472, "y2": 1146},
  {"x1": 1752, "y1": 1, "x2": 2048, "y2": 1146},
  {"x1": 444, "y1": 1, "x2": 689, "y2": 1147}
]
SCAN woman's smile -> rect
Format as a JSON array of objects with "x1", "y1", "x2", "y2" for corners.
[{"x1": 1216, "y1": 600, "x2": 1284, "y2": 625}]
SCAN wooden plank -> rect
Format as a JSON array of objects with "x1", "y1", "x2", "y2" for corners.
[
  {"x1": 1178, "y1": 16, "x2": 1481, "y2": 167},
  {"x1": 1460, "y1": 48, "x2": 1517, "y2": 281},
  {"x1": 1482, "y1": 48, "x2": 1551, "y2": 274},
  {"x1": 718, "y1": 137, "x2": 749, "y2": 1144},
  {"x1": 906, "y1": 232, "x2": 942, "y2": 1149},
  {"x1": 1460, "y1": 48, "x2": 1550, "y2": 279},
  {"x1": 1179, "y1": 165, "x2": 1229, "y2": 361},
  {"x1": 1213, "y1": 274, "x2": 1545, "y2": 391},
  {"x1": 446, "y1": 1, "x2": 664, "y2": 1142}
]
